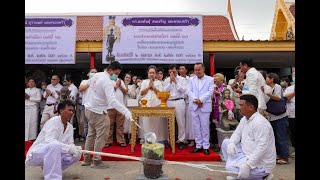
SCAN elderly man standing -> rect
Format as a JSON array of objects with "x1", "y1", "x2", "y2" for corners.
[
  {"x1": 221, "y1": 94, "x2": 276, "y2": 180},
  {"x1": 188, "y1": 62, "x2": 214, "y2": 155},
  {"x1": 79, "y1": 61, "x2": 132, "y2": 168},
  {"x1": 40, "y1": 74, "x2": 63, "y2": 128},
  {"x1": 164, "y1": 64, "x2": 188, "y2": 150},
  {"x1": 239, "y1": 59, "x2": 267, "y2": 114}
]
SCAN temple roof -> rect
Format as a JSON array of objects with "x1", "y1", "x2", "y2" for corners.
[
  {"x1": 289, "y1": 4, "x2": 295, "y2": 18},
  {"x1": 76, "y1": 15, "x2": 237, "y2": 42}
]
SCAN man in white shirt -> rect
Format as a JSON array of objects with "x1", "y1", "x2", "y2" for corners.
[
  {"x1": 25, "y1": 99, "x2": 82, "y2": 180},
  {"x1": 78, "y1": 68, "x2": 98, "y2": 141},
  {"x1": 25, "y1": 78, "x2": 41, "y2": 141},
  {"x1": 221, "y1": 94, "x2": 276, "y2": 180},
  {"x1": 164, "y1": 64, "x2": 188, "y2": 150},
  {"x1": 179, "y1": 65, "x2": 195, "y2": 147},
  {"x1": 62, "y1": 74, "x2": 80, "y2": 139},
  {"x1": 105, "y1": 71, "x2": 128, "y2": 147},
  {"x1": 62, "y1": 74, "x2": 79, "y2": 102},
  {"x1": 40, "y1": 74, "x2": 63, "y2": 128},
  {"x1": 239, "y1": 59, "x2": 267, "y2": 114},
  {"x1": 79, "y1": 61, "x2": 132, "y2": 168}
]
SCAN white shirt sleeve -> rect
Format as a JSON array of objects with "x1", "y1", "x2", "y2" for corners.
[
  {"x1": 247, "y1": 124, "x2": 273, "y2": 169},
  {"x1": 246, "y1": 72, "x2": 259, "y2": 98},
  {"x1": 69, "y1": 85, "x2": 79, "y2": 101},
  {"x1": 273, "y1": 84, "x2": 282, "y2": 98},
  {"x1": 163, "y1": 77, "x2": 171, "y2": 92},
  {"x1": 176, "y1": 77, "x2": 188, "y2": 94},
  {"x1": 103, "y1": 80, "x2": 129, "y2": 115}
]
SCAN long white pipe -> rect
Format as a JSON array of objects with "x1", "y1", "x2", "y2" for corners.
[{"x1": 80, "y1": 150, "x2": 238, "y2": 175}]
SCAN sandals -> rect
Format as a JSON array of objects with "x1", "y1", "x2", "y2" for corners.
[
  {"x1": 276, "y1": 158, "x2": 289, "y2": 165},
  {"x1": 119, "y1": 143, "x2": 127, "y2": 147}
]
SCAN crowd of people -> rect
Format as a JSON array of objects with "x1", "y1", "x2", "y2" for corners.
[{"x1": 25, "y1": 59, "x2": 295, "y2": 179}]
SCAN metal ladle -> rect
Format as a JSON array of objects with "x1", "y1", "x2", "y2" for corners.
[{"x1": 131, "y1": 118, "x2": 157, "y2": 144}]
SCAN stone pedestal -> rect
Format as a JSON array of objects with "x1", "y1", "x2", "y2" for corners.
[{"x1": 216, "y1": 128, "x2": 234, "y2": 148}]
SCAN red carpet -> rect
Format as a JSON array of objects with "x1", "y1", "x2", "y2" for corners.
[{"x1": 25, "y1": 141, "x2": 221, "y2": 161}]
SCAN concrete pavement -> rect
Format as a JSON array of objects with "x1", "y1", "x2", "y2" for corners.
[{"x1": 25, "y1": 143, "x2": 295, "y2": 180}]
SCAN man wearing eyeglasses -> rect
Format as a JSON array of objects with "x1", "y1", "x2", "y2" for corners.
[{"x1": 40, "y1": 74, "x2": 63, "y2": 129}]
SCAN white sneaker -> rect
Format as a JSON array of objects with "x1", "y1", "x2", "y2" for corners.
[
  {"x1": 140, "y1": 139, "x2": 144, "y2": 144},
  {"x1": 291, "y1": 152, "x2": 295, "y2": 158}
]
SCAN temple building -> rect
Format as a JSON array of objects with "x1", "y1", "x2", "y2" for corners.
[{"x1": 25, "y1": 0, "x2": 295, "y2": 85}]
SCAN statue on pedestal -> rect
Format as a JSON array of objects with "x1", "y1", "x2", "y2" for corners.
[
  {"x1": 106, "y1": 28, "x2": 117, "y2": 62},
  {"x1": 53, "y1": 85, "x2": 71, "y2": 114},
  {"x1": 219, "y1": 89, "x2": 239, "y2": 131},
  {"x1": 103, "y1": 16, "x2": 121, "y2": 62}
]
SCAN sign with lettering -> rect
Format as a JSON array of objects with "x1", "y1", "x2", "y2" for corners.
[
  {"x1": 25, "y1": 16, "x2": 77, "y2": 64},
  {"x1": 102, "y1": 16, "x2": 203, "y2": 64}
]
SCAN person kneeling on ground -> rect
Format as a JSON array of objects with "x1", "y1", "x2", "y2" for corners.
[
  {"x1": 25, "y1": 99, "x2": 82, "y2": 180},
  {"x1": 221, "y1": 94, "x2": 276, "y2": 180}
]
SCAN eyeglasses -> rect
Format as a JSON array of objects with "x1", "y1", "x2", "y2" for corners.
[{"x1": 51, "y1": 79, "x2": 57, "y2": 80}]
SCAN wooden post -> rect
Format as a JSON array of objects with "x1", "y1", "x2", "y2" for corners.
[
  {"x1": 209, "y1": 52, "x2": 215, "y2": 76},
  {"x1": 90, "y1": 52, "x2": 95, "y2": 69}
]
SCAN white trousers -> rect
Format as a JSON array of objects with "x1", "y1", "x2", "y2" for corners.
[
  {"x1": 191, "y1": 109, "x2": 210, "y2": 149},
  {"x1": 167, "y1": 99, "x2": 186, "y2": 142},
  {"x1": 185, "y1": 102, "x2": 194, "y2": 140},
  {"x1": 25, "y1": 142, "x2": 80, "y2": 180},
  {"x1": 25, "y1": 105, "x2": 39, "y2": 141},
  {"x1": 40, "y1": 105, "x2": 58, "y2": 129},
  {"x1": 221, "y1": 139, "x2": 268, "y2": 180}
]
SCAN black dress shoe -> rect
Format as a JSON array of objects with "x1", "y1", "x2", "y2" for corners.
[
  {"x1": 190, "y1": 148, "x2": 202, "y2": 153},
  {"x1": 204, "y1": 149, "x2": 210, "y2": 155},
  {"x1": 164, "y1": 141, "x2": 171, "y2": 148},
  {"x1": 178, "y1": 142, "x2": 184, "y2": 150}
]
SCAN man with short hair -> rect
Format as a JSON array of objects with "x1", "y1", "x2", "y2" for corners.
[
  {"x1": 105, "y1": 68, "x2": 128, "y2": 147},
  {"x1": 239, "y1": 59, "x2": 267, "y2": 113},
  {"x1": 62, "y1": 74, "x2": 78, "y2": 101},
  {"x1": 164, "y1": 64, "x2": 188, "y2": 150},
  {"x1": 77, "y1": 68, "x2": 98, "y2": 141},
  {"x1": 79, "y1": 61, "x2": 132, "y2": 168},
  {"x1": 25, "y1": 99, "x2": 82, "y2": 180},
  {"x1": 179, "y1": 65, "x2": 195, "y2": 147},
  {"x1": 222, "y1": 94, "x2": 276, "y2": 180},
  {"x1": 188, "y1": 62, "x2": 214, "y2": 155},
  {"x1": 40, "y1": 74, "x2": 63, "y2": 128}
]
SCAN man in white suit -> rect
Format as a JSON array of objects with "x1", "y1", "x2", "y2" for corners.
[
  {"x1": 239, "y1": 59, "x2": 267, "y2": 114},
  {"x1": 188, "y1": 62, "x2": 214, "y2": 155}
]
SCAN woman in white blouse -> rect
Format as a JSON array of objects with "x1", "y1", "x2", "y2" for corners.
[
  {"x1": 25, "y1": 78, "x2": 41, "y2": 141},
  {"x1": 139, "y1": 66, "x2": 168, "y2": 143},
  {"x1": 262, "y1": 73, "x2": 289, "y2": 165}
]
